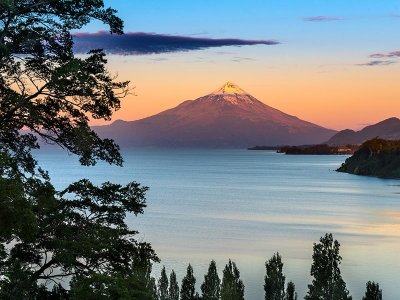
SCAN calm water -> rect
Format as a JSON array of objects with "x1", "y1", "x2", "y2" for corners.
[{"x1": 35, "y1": 149, "x2": 400, "y2": 299}]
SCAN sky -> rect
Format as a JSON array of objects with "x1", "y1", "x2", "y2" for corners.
[{"x1": 81, "y1": 0, "x2": 400, "y2": 130}]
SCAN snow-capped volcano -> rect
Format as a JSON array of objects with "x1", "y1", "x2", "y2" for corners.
[
  {"x1": 212, "y1": 81, "x2": 248, "y2": 95},
  {"x1": 206, "y1": 82, "x2": 255, "y2": 105},
  {"x1": 95, "y1": 82, "x2": 336, "y2": 148}
]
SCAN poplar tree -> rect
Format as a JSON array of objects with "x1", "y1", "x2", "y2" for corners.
[
  {"x1": 362, "y1": 281, "x2": 382, "y2": 300},
  {"x1": 220, "y1": 259, "x2": 245, "y2": 300},
  {"x1": 264, "y1": 252, "x2": 286, "y2": 300},
  {"x1": 305, "y1": 233, "x2": 352, "y2": 300},
  {"x1": 169, "y1": 270, "x2": 180, "y2": 300},
  {"x1": 286, "y1": 281, "x2": 297, "y2": 300},
  {"x1": 201, "y1": 260, "x2": 221, "y2": 300},
  {"x1": 158, "y1": 266, "x2": 169, "y2": 300},
  {"x1": 180, "y1": 264, "x2": 196, "y2": 300}
]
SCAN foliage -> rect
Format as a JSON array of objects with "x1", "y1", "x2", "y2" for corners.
[
  {"x1": 169, "y1": 270, "x2": 180, "y2": 300},
  {"x1": 0, "y1": 0, "x2": 157, "y2": 297},
  {"x1": 201, "y1": 260, "x2": 220, "y2": 300},
  {"x1": 362, "y1": 281, "x2": 382, "y2": 300},
  {"x1": 286, "y1": 281, "x2": 297, "y2": 300},
  {"x1": 68, "y1": 254, "x2": 157, "y2": 299},
  {"x1": 158, "y1": 266, "x2": 169, "y2": 300},
  {"x1": 220, "y1": 259, "x2": 244, "y2": 300},
  {"x1": 264, "y1": 252, "x2": 286, "y2": 300},
  {"x1": 0, "y1": 0, "x2": 128, "y2": 170},
  {"x1": 281, "y1": 144, "x2": 355, "y2": 155},
  {"x1": 1, "y1": 178, "x2": 158, "y2": 298},
  {"x1": 338, "y1": 138, "x2": 400, "y2": 178},
  {"x1": 180, "y1": 264, "x2": 196, "y2": 300},
  {"x1": 305, "y1": 233, "x2": 352, "y2": 300}
]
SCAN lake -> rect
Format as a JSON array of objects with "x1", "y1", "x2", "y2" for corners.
[{"x1": 35, "y1": 149, "x2": 400, "y2": 299}]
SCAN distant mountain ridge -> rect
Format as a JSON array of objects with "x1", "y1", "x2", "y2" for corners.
[
  {"x1": 327, "y1": 117, "x2": 400, "y2": 145},
  {"x1": 94, "y1": 82, "x2": 336, "y2": 148}
]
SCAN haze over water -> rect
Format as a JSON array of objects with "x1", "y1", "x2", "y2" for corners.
[{"x1": 36, "y1": 149, "x2": 400, "y2": 299}]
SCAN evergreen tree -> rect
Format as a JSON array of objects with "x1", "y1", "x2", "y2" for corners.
[
  {"x1": 286, "y1": 281, "x2": 297, "y2": 300},
  {"x1": 362, "y1": 281, "x2": 382, "y2": 300},
  {"x1": 201, "y1": 260, "x2": 221, "y2": 300},
  {"x1": 305, "y1": 233, "x2": 352, "y2": 300},
  {"x1": 264, "y1": 252, "x2": 286, "y2": 300},
  {"x1": 158, "y1": 266, "x2": 169, "y2": 300},
  {"x1": 180, "y1": 264, "x2": 196, "y2": 300},
  {"x1": 220, "y1": 259, "x2": 245, "y2": 300},
  {"x1": 169, "y1": 270, "x2": 180, "y2": 300}
]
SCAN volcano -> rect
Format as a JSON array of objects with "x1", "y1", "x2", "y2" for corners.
[{"x1": 94, "y1": 82, "x2": 336, "y2": 148}]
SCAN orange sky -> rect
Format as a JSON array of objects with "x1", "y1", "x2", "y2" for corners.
[
  {"x1": 83, "y1": 1, "x2": 400, "y2": 132},
  {"x1": 91, "y1": 52, "x2": 400, "y2": 131}
]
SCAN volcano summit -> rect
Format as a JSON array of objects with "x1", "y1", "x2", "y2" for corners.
[{"x1": 95, "y1": 82, "x2": 336, "y2": 148}]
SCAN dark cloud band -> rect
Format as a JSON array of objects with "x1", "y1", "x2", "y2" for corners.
[
  {"x1": 370, "y1": 51, "x2": 400, "y2": 58},
  {"x1": 73, "y1": 31, "x2": 279, "y2": 55},
  {"x1": 356, "y1": 60, "x2": 396, "y2": 66},
  {"x1": 303, "y1": 16, "x2": 344, "y2": 22}
]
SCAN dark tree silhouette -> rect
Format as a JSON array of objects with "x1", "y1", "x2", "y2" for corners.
[
  {"x1": 286, "y1": 281, "x2": 297, "y2": 300},
  {"x1": 264, "y1": 252, "x2": 286, "y2": 300},
  {"x1": 305, "y1": 233, "x2": 352, "y2": 300},
  {"x1": 201, "y1": 260, "x2": 221, "y2": 300},
  {"x1": 158, "y1": 266, "x2": 169, "y2": 300},
  {"x1": 169, "y1": 270, "x2": 180, "y2": 300},
  {"x1": 362, "y1": 281, "x2": 382, "y2": 300},
  {"x1": 0, "y1": 0, "x2": 157, "y2": 297},
  {"x1": 180, "y1": 264, "x2": 197, "y2": 300},
  {"x1": 220, "y1": 259, "x2": 245, "y2": 300}
]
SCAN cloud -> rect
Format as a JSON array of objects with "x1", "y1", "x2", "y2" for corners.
[
  {"x1": 303, "y1": 16, "x2": 344, "y2": 22},
  {"x1": 232, "y1": 57, "x2": 256, "y2": 63},
  {"x1": 389, "y1": 13, "x2": 400, "y2": 18},
  {"x1": 356, "y1": 60, "x2": 396, "y2": 66},
  {"x1": 369, "y1": 50, "x2": 400, "y2": 58},
  {"x1": 147, "y1": 57, "x2": 168, "y2": 61},
  {"x1": 72, "y1": 31, "x2": 279, "y2": 55}
]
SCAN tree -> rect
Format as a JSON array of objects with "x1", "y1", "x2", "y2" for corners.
[
  {"x1": 180, "y1": 264, "x2": 197, "y2": 300},
  {"x1": 220, "y1": 259, "x2": 245, "y2": 300},
  {"x1": 69, "y1": 254, "x2": 157, "y2": 300},
  {"x1": 305, "y1": 233, "x2": 352, "y2": 300},
  {"x1": 158, "y1": 266, "x2": 170, "y2": 300},
  {"x1": 1, "y1": 0, "x2": 127, "y2": 170},
  {"x1": 264, "y1": 252, "x2": 285, "y2": 300},
  {"x1": 0, "y1": 0, "x2": 158, "y2": 296},
  {"x1": 201, "y1": 260, "x2": 221, "y2": 300},
  {"x1": 286, "y1": 281, "x2": 297, "y2": 300},
  {"x1": 362, "y1": 281, "x2": 382, "y2": 300},
  {"x1": 169, "y1": 270, "x2": 180, "y2": 300}
]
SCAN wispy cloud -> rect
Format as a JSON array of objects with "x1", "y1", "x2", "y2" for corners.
[
  {"x1": 389, "y1": 13, "x2": 400, "y2": 18},
  {"x1": 147, "y1": 57, "x2": 169, "y2": 62},
  {"x1": 73, "y1": 31, "x2": 279, "y2": 55},
  {"x1": 356, "y1": 60, "x2": 396, "y2": 66},
  {"x1": 369, "y1": 50, "x2": 400, "y2": 58},
  {"x1": 232, "y1": 57, "x2": 256, "y2": 63},
  {"x1": 303, "y1": 16, "x2": 344, "y2": 22},
  {"x1": 356, "y1": 49, "x2": 400, "y2": 67}
]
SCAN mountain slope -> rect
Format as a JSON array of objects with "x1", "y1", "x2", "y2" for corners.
[
  {"x1": 327, "y1": 117, "x2": 400, "y2": 145},
  {"x1": 95, "y1": 82, "x2": 336, "y2": 148}
]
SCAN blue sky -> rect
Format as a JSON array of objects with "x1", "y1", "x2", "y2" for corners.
[
  {"x1": 84, "y1": 0, "x2": 400, "y2": 60},
  {"x1": 84, "y1": 1, "x2": 400, "y2": 130}
]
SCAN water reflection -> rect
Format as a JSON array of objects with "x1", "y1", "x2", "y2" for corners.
[{"x1": 35, "y1": 149, "x2": 400, "y2": 300}]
